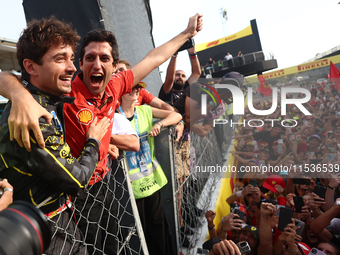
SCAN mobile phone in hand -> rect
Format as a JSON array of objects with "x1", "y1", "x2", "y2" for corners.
[
  {"x1": 278, "y1": 207, "x2": 293, "y2": 231},
  {"x1": 293, "y1": 178, "x2": 310, "y2": 185},
  {"x1": 233, "y1": 208, "x2": 246, "y2": 222},
  {"x1": 178, "y1": 38, "x2": 195, "y2": 52},
  {"x1": 294, "y1": 218, "x2": 305, "y2": 236},
  {"x1": 249, "y1": 179, "x2": 257, "y2": 187},
  {"x1": 293, "y1": 196, "x2": 304, "y2": 213},
  {"x1": 308, "y1": 248, "x2": 326, "y2": 255},
  {"x1": 314, "y1": 185, "x2": 327, "y2": 199}
]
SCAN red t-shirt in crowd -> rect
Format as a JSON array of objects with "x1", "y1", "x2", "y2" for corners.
[
  {"x1": 135, "y1": 88, "x2": 155, "y2": 106},
  {"x1": 116, "y1": 88, "x2": 155, "y2": 107}
]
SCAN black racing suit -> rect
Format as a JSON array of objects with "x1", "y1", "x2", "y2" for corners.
[{"x1": 0, "y1": 81, "x2": 100, "y2": 214}]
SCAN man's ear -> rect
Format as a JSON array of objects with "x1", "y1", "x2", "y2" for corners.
[
  {"x1": 23, "y1": 59, "x2": 38, "y2": 76},
  {"x1": 112, "y1": 62, "x2": 118, "y2": 73},
  {"x1": 79, "y1": 59, "x2": 83, "y2": 71}
]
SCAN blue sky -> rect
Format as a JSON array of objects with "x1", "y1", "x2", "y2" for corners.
[{"x1": 1, "y1": 0, "x2": 339, "y2": 81}]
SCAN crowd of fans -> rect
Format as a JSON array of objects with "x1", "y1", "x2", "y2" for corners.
[
  {"x1": 0, "y1": 11, "x2": 339, "y2": 255},
  {"x1": 203, "y1": 80, "x2": 340, "y2": 255}
]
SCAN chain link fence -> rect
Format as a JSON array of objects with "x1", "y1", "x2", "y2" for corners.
[
  {"x1": 39, "y1": 117, "x2": 233, "y2": 255},
  {"x1": 170, "y1": 114, "x2": 234, "y2": 254},
  {"x1": 44, "y1": 155, "x2": 146, "y2": 255}
]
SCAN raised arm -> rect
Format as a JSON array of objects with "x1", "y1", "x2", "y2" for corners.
[
  {"x1": 131, "y1": 13, "x2": 203, "y2": 86},
  {"x1": 310, "y1": 198, "x2": 340, "y2": 242},
  {"x1": 187, "y1": 46, "x2": 201, "y2": 85},
  {"x1": 162, "y1": 54, "x2": 177, "y2": 95},
  {"x1": 258, "y1": 203, "x2": 275, "y2": 255},
  {"x1": 0, "y1": 72, "x2": 52, "y2": 150}
]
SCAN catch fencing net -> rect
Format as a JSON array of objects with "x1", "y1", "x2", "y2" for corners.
[
  {"x1": 41, "y1": 119, "x2": 232, "y2": 255},
  {"x1": 172, "y1": 113, "x2": 234, "y2": 254},
  {"x1": 44, "y1": 154, "x2": 146, "y2": 255}
]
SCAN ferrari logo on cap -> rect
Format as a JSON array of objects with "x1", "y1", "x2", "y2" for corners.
[
  {"x1": 251, "y1": 226, "x2": 256, "y2": 231},
  {"x1": 272, "y1": 181, "x2": 276, "y2": 185}
]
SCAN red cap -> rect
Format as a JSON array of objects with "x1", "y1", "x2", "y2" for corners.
[
  {"x1": 258, "y1": 141, "x2": 269, "y2": 147},
  {"x1": 262, "y1": 175, "x2": 286, "y2": 193}
]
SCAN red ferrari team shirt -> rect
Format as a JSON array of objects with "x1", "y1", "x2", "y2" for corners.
[
  {"x1": 135, "y1": 88, "x2": 155, "y2": 106},
  {"x1": 64, "y1": 70, "x2": 134, "y2": 185},
  {"x1": 116, "y1": 88, "x2": 155, "y2": 107}
]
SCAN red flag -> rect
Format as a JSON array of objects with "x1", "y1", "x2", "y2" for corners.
[
  {"x1": 257, "y1": 75, "x2": 272, "y2": 97},
  {"x1": 329, "y1": 61, "x2": 340, "y2": 92}
]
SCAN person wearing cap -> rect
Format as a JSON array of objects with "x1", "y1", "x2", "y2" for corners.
[
  {"x1": 259, "y1": 148, "x2": 271, "y2": 165},
  {"x1": 119, "y1": 81, "x2": 182, "y2": 254},
  {"x1": 269, "y1": 140, "x2": 286, "y2": 161},
  {"x1": 238, "y1": 225, "x2": 259, "y2": 254},
  {"x1": 262, "y1": 175, "x2": 286, "y2": 198},
  {"x1": 257, "y1": 140, "x2": 269, "y2": 151},
  {"x1": 307, "y1": 134, "x2": 323, "y2": 158},
  {"x1": 114, "y1": 59, "x2": 185, "y2": 143},
  {"x1": 115, "y1": 59, "x2": 174, "y2": 111}
]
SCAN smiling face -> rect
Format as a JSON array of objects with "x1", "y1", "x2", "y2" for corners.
[
  {"x1": 32, "y1": 44, "x2": 76, "y2": 96},
  {"x1": 121, "y1": 86, "x2": 141, "y2": 104},
  {"x1": 335, "y1": 126, "x2": 340, "y2": 135},
  {"x1": 308, "y1": 137, "x2": 321, "y2": 147},
  {"x1": 260, "y1": 151, "x2": 270, "y2": 161},
  {"x1": 239, "y1": 230, "x2": 258, "y2": 251},
  {"x1": 79, "y1": 41, "x2": 117, "y2": 97}
]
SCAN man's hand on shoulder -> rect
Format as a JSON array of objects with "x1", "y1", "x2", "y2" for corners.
[{"x1": 9, "y1": 92, "x2": 52, "y2": 151}]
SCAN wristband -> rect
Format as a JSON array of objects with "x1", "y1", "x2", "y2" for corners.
[
  {"x1": 236, "y1": 190, "x2": 244, "y2": 198},
  {"x1": 209, "y1": 101, "x2": 215, "y2": 107},
  {"x1": 324, "y1": 144, "x2": 329, "y2": 147},
  {"x1": 295, "y1": 139, "x2": 300, "y2": 142},
  {"x1": 189, "y1": 53, "x2": 197, "y2": 59},
  {"x1": 208, "y1": 224, "x2": 215, "y2": 230},
  {"x1": 286, "y1": 244, "x2": 298, "y2": 253},
  {"x1": 4, "y1": 188, "x2": 13, "y2": 193},
  {"x1": 172, "y1": 54, "x2": 177, "y2": 58},
  {"x1": 179, "y1": 120, "x2": 185, "y2": 125},
  {"x1": 157, "y1": 122, "x2": 163, "y2": 128},
  {"x1": 328, "y1": 185, "x2": 336, "y2": 190}
]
